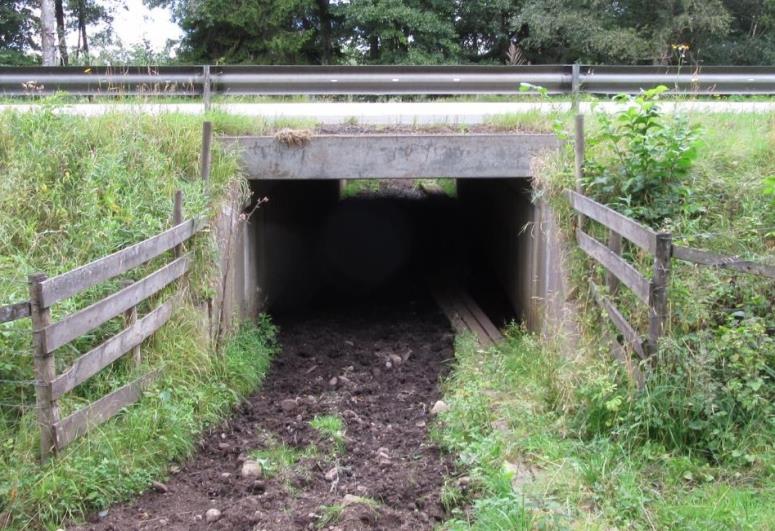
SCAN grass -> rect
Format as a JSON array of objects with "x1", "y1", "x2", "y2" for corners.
[
  {"x1": 434, "y1": 329, "x2": 775, "y2": 529},
  {"x1": 437, "y1": 108, "x2": 774, "y2": 529},
  {"x1": 0, "y1": 106, "x2": 308, "y2": 528},
  {"x1": 310, "y1": 414, "x2": 346, "y2": 453},
  {"x1": 250, "y1": 441, "x2": 317, "y2": 479}
]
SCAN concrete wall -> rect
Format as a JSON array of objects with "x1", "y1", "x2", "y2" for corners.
[
  {"x1": 458, "y1": 179, "x2": 573, "y2": 338},
  {"x1": 221, "y1": 134, "x2": 560, "y2": 180}
]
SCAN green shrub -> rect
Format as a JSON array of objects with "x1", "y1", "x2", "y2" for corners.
[{"x1": 584, "y1": 86, "x2": 701, "y2": 226}]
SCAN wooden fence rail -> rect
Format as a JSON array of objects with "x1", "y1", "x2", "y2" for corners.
[
  {"x1": 23, "y1": 192, "x2": 205, "y2": 461},
  {"x1": 0, "y1": 300, "x2": 30, "y2": 324},
  {"x1": 567, "y1": 188, "x2": 774, "y2": 386},
  {"x1": 567, "y1": 189, "x2": 671, "y2": 363}
]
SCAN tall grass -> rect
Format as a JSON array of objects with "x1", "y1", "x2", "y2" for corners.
[
  {"x1": 437, "y1": 111, "x2": 775, "y2": 528},
  {"x1": 0, "y1": 108, "x2": 289, "y2": 528}
]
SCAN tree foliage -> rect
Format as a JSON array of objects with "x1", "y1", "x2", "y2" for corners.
[
  {"x1": 2, "y1": 0, "x2": 775, "y2": 65},
  {"x1": 0, "y1": 0, "x2": 38, "y2": 65}
]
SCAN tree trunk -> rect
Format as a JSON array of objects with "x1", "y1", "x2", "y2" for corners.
[
  {"x1": 316, "y1": 0, "x2": 332, "y2": 64},
  {"x1": 55, "y1": 0, "x2": 68, "y2": 65},
  {"x1": 40, "y1": 0, "x2": 57, "y2": 65},
  {"x1": 77, "y1": 1, "x2": 89, "y2": 59}
]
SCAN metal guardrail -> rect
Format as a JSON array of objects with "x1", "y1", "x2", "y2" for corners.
[{"x1": 1, "y1": 65, "x2": 774, "y2": 98}]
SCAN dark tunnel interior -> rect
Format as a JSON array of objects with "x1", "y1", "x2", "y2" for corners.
[{"x1": 247, "y1": 179, "x2": 529, "y2": 326}]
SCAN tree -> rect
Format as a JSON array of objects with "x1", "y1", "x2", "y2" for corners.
[
  {"x1": 340, "y1": 0, "x2": 459, "y2": 64},
  {"x1": 40, "y1": 0, "x2": 57, "y2": 65},
  {"x1": 55, "y1": 0, "x2": 68, "y2": 64},
  {"x1": 0, "y1": 0, "x2": 38, "y2": 64},
  {"x1": 151, "y1": 0, "x2": 338, "y2": 64},
  {"x1": 454, "y1": 0, "x2": 523, "y2": 63},
  {"x1": 516, "y1": 0, "x2": 732, "y2": 64}
]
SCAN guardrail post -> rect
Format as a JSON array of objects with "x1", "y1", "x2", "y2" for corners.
[
  {"x1": 202, "y1": 65, "x2": 212, "y2": 112},
  {"x1": 571, "y1": 63, "x2": 581, "y2": 112},
  {"x1": 29, "y1": 273, "x2": 59, "y2": 462},
  {"x1": 173, "y1": 190, "x2": 183, "y2": 259},
  {"x1": 648, "y1": 232, "x2": 672, "y2": 356}
]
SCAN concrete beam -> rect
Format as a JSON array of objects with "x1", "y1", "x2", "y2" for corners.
[{"x1": 220, "y1": 134, "x2": 559, "y2": 179}]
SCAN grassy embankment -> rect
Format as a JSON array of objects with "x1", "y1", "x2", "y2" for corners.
[
  {"x1": 434, "y1": 110, "x2": 775, "y2": 529},
  {"x1": 0, "y1": 109, "x2": 319, "y2": 528}
]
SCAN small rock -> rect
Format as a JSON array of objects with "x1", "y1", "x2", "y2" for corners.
[
  {"x1": 376, "y1": 447, "x2": 390, "y2": 459},
  {"x1": 329, "y1": 376, "x2": 338, "y2": 387},
  {"x1": 248, "y1": 480, "x2": 266, "y2": 494},
  {"x1": 151, "y1": 480, "x2": 168, "y2": 493},
  {"x1": 205, "y1": 508, "x2": 221, "y2": 523},
  {"x1": 415, "y1": 420, "x2": 426, "y2": 428},
  {"x1": 194, "y1": 514, "x2": 203, "y2": 521},
  {"x1": 241, "y1": 460, "x2": 263, "y2": 478},
  {"x1": 344, "y1": 340, "x2": 354, "y2": 347},
  {"x1": 221, "y1": 472, "x2": 231, "y2": 478},
  {"x1": 388, "y1": 354, "x2": 403, "y2": 366},
  {"x1": 280, "y1": 398, "x2": 298, "y2": 413},
  {"x1": 158, "y1": 518, "x2": 168, "y2": 526},
  {"x1": 431, "y1": 400, "x2": 450, "y2": 415},
  {"x1": 342, "y1": 494, "x2": 367, "y2": 507},
  {"x1": 385, "y1": 360, "x2": 393, "y2": 369},
  {"x1": 218, "y1": 442, "x2": 231, "y2": 451},
  {"x1": 324, "y1": 467, "x2": 338, "y2": 481}
]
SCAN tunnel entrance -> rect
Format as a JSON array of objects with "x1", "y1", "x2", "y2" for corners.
[{"x1": 221, "y1": 131, "x2": 565, "y2": 337}]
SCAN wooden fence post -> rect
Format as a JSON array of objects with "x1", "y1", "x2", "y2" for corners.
[
  {"x1": 29, "y1": 273, "x2": 59, "y2": 461},
  {"x1": 607, "y1": 231, "x2": 623, "y2": 295},
  {"x1": 202, "y1": 65, "x2": 212, "y2": 112},
  {"x1": 200, "y1": 121, "x2": 213, "y2": 185},
  {"x1": 120, "y1": 279, "x2": 141, "y2": 368},
  {"x1": 173, "y1": 190, "x2": 183, "y2": 259},
  {"x1": 648, "y1": 232, "x2": 672, "y2": 356},
  {"x1": 571, "y1": 63, "x2": 581, "y2": 112},
  {"x1": 574, "y1": 114, "x2": 586, "y2": 229}
]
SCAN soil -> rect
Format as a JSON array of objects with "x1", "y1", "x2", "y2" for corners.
[{"x1": 75, "y1": 293, "x2": 456, "y2": 531}]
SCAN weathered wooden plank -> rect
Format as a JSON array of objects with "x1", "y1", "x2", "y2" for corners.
[
  {"x1": 45, "y1": 255, "x2": 190, "y2": 353},
  {"x1": 648, "y1": 233, "x2": 672, "y2": 355},
  {"x1": 51, "y1": 298, "x2": 175, "y2": 399},
  {"x1": 222, "y1": 134, "x2": 560, "y2": 179},
  {"x1": 29, "y1": 273, "x2": 59, "y2": 462},
  {"x1": 54, "y1": 370, "x2": 158, "y2": 450},
  {"x1": 589, "y1": 280, "x2": 647, "y2": 360},
  {"x1": 40, "y1": 218, "x2": 205, "y2": 307},
  {"x1": 576, "y1": 229, "x2": 650, "y2": 304},
  {"x1": 0, "y1": 300, "x2": 30, "y2": 324},
  {"x1": 567, "y1": 190, "x2": 657, "y2": 254},
  {"x1": 458, "y1": 291, "x2": 504, "y2": 344},
  {"x1": 672, "y1": 245, "x2": 775, "y2": 279},
  {"x1": 608, "y1": 328, "x2": 645, "y2": 390},
  {"x1": 430, "y1": 284, "x2": 494, "y2": 347}
]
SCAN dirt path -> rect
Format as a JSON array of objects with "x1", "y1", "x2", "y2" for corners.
[{"x1": 77, "y1": 294, "x2": 455, "y2": 530}]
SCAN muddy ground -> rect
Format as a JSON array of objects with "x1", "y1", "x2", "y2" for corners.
[{"x1": 76, "y1": 293, "x2": 455, "y2": 530}]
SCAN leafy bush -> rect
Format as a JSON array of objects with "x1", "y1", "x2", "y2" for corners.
[{"x1": 584, "y1": 86, "x2": 701, "y2": 226}]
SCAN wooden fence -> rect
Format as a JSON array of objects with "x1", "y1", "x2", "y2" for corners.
[
  {"x1": 1, "y1": 191, "x2": 206, "y2": 461},
  {"x1": 568, "y1": 189, "x2": 775, "y2": 385}
]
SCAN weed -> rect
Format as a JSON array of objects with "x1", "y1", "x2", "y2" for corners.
[
  {"x1": 309, "y1": 414, "x2": 346, "y2": 453},
  {"x1": 584, "y1": 85, "x2": 701, "y2": 226},
  {"x1": 316, "y1": 503, "x2": 344, "y2": 528},
  {"x1": 250, "y1": 442, "x2": 315, "y2": 479}
]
